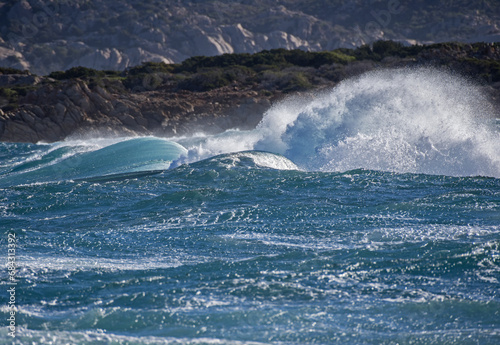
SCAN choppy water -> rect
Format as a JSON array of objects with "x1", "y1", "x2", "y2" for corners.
[{"x1": 1, "y1": 69, "x2": 499, "y2": 344}]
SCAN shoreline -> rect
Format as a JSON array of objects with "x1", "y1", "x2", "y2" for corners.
[{"x1": 1, "y1": 42, "x2": 500, "y2": 144}]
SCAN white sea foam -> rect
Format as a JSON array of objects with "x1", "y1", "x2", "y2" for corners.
[
  {"x1": 3, "y1": 328, "x2": 269, "y2": 345},
  {"x1": 16, "y1": 255, "x2": 184, "y2": 272},
  {"x1": 212, "y1": 151, "x2": 299, "y2": 170}
]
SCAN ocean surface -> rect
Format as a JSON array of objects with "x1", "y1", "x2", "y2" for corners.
[{"x1": 1, "y1": 69, "x2": 499, "y2": 344}]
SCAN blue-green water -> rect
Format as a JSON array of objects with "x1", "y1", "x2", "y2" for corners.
[{"x1": 1, "y1": 69, "x2": 499, "y2": 344}]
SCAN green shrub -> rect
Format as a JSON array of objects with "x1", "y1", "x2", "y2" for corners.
[
  {"x1": 0, "y1": 67, "x2": 29, "y2": 75},
  {"x1": 0, "y1": 87, "x2": 19, "y2": 110},
  {"x1": 175, "y1": 48, "x2": 355, "y2": 73},
  {"x1": 352, "y1": 44, "x2": 376, "y2": 60},
  {"x1": 0, "y1": 87, "x2": 18, "y2": 99},
  {"x1": 372, "y1": 40, "x2": 404, "y2": 57},
  {"x1": 258, "y1": 69, "x2": 313, "y2": 92},
  {"x1": 281, "y1": 50, "x2": 355, "y2": 67},
  {"x1": 282, "y1": 72, "x2": 313, "y2": 92},
  {"x1": 461, "y1": 58, "x2": 500, "y2": 83},
  {"x1": 125, "y1": 61, "x2": 176, "y2": 76},
  {"x1": 49, "y1": 66, "x2": 105, "y2": 80},
  {"x1": 352, "y1": 41, "x2": 424, "y2": 61},
  {"x1": 223, "y1": 66, "x2": 256, "y2": 84},
  {"x1": 178, "y1": 69, "x2": 231, "y2": 92}
]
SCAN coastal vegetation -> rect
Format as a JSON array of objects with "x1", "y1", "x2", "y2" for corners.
[{"x1": 31, "y1": 41, "x2": 500, "y2": 94}]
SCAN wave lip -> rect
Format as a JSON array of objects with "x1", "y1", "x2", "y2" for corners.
[{"x1": 212, "y1": 151, "x2": 299, "y2": 171}]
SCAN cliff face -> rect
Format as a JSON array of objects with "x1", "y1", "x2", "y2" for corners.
[{"x1": 1, "y1": 0, "x2": 499, "y2": 75}]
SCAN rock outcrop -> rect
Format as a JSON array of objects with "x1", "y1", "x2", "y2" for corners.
[{"x1": 0, "y1": 78, "x2": 274, "y2": 143}]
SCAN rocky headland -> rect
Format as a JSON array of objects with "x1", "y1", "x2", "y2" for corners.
[{"x1": 1, "y1": 41, "x2": 499, "y2": 143}]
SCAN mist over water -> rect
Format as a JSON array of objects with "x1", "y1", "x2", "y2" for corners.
[{"x1": 178, "y1": 68, "x2": 500, "y2": 177}]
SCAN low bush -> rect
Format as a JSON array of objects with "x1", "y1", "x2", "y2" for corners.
[
  {"x1": 125, "y1": 62, "x2": 176, "y2": 76},
  {"x1": 0, "y1": 67, "x2": 30, "y2": 75},
  {"x1": 49, "y1": 66, "x2": 106, "y2": 80},
  {"x1": 178, "y1": 69, "x2": 232, "y2": 92},
  {"x1": 175, "y1": 48, "x2": 356, "y2": 74}
]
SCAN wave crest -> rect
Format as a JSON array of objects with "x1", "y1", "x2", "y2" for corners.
[{"x1": 255, "y1": 68, "x2": 500, "y2": 177}]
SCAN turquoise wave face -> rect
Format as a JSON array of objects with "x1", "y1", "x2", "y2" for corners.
[{"x1": 0, "y1": 137, "x2": 187, "y2": 186}]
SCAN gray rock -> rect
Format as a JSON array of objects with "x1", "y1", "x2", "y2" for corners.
[
  {"x1": 0, "y1": 75, "x2": 40, "y2": 87},
  {"x1": 66, "y1": 48, "x2": 127, "y2": 71},
  {"x1": 266, "y1": 31, "x2": 310, "y2": 51},
  {"x1": 186, "y1": 27, "x2": 234, "y2": 56},
  {"x1": 4, "y1": 120, "x2": 38, "y2": 143},
  {"x1": 119, "y1": 113, "x2": 140, "y2": 128},
  {"x1": 20, "y1": 110, "x2": 36, "y2": 125},
  {"x1": 221, "y1": 24, "x2": 257, "y2": 53},
  {"x1": 0, "y1": 47, "x2": 31, "y2": 71},
  {"x1": 7, "y1": 1, "x2": 32, "y2": 21}
]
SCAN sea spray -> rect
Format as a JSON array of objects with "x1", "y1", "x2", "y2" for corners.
[
  {"x1": 176, "y1": 68, "x2": 500, "y2": 177},
  {"x1": 275, "y1": 68, "x2": 499, "y2": 176}
]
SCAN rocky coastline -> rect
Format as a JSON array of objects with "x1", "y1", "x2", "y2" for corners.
[
  {"x1": 0, "y1": 78, "x2": 275, "y2": 143},
  {"x1": 1, "y1": 41, "x2": 499, "y2": 144}
]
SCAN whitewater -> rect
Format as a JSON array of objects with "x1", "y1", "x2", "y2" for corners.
[{"x1": 1, "y1": 68, "x2": 499, "y2": 344}]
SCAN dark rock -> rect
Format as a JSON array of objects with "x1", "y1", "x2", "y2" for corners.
[{"x1": 0, "y1": 75, "x2": 40, "y2": 87}]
